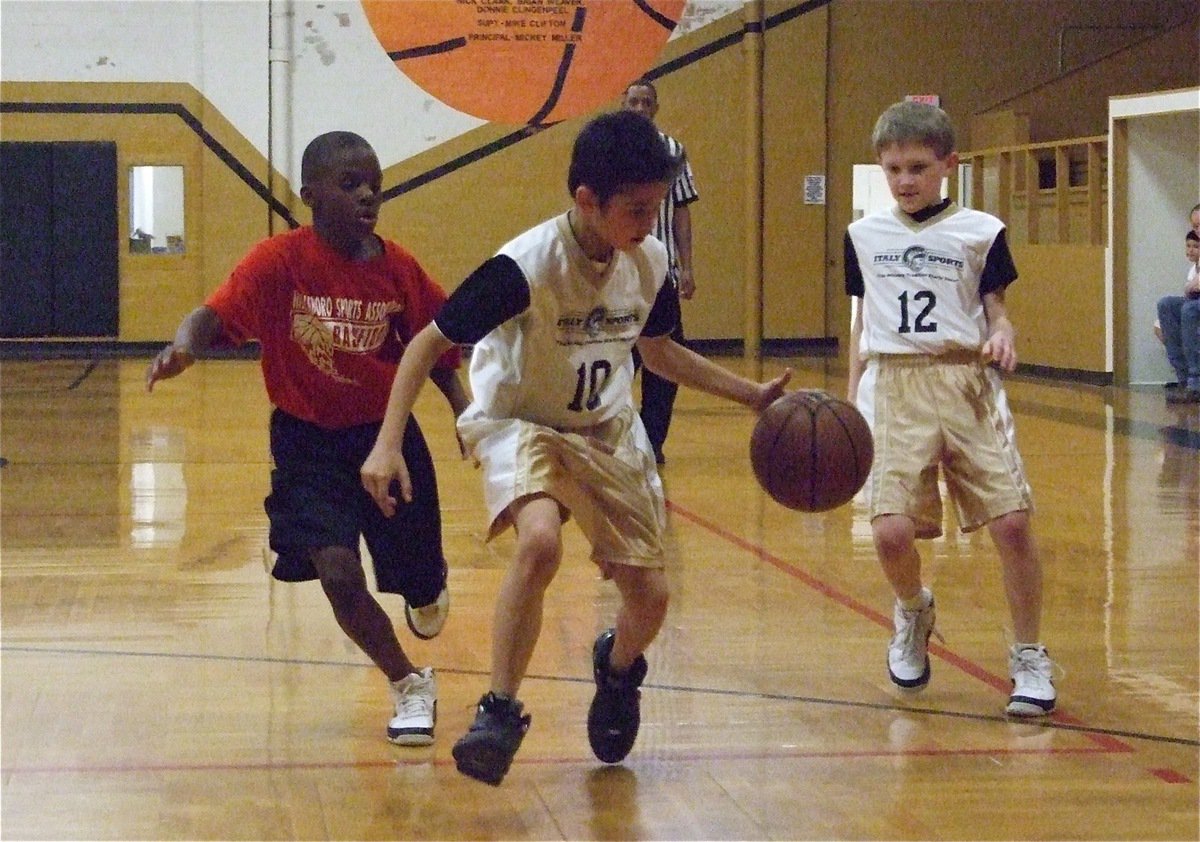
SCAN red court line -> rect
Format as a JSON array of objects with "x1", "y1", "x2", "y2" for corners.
[
  {"x1": 1150, "y1": 767, "x2": 1193, "y2": 784},
  {"x1": 664, "y1": 499, "x2": 1134, "y2": 756}
]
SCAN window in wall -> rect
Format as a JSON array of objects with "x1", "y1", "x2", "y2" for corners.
[{"x1": 129, "y1": 165, "x2": 185, "y2": 254}]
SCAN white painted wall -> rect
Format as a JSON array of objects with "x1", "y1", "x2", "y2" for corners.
[
  {"x1": 1, "y1": 0, "x2": 741, "y2": 188},
  {"x1": 1, "y1": 1, "x2": 269, "y2": 147}
]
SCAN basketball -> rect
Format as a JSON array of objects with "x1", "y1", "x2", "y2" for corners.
[
  {"x1": 361, "y1": 0, "x2": 686, "y2": 125},
  {"x1": 749, "y1": 391, "x2": 874, "y2": 512}
]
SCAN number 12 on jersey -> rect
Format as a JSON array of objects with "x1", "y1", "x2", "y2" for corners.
[{"x1": 898, "y1": 290, "x2": 938, "y2": 334}]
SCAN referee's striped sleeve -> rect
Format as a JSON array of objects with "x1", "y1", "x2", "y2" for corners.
[{"x1": 666, "y1": 135, "x2": 698, "y2": 206}]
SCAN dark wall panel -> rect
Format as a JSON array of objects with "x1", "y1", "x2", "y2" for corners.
[
  {"x1": 0, "y1": 143, "x2": 55, "y2": 337},
  {"x1": 51, "y1": 142, "x2": 119, "y2": 336},
  {"x1": 0, "y1": 141, "x2": 119, "y2": 338}
]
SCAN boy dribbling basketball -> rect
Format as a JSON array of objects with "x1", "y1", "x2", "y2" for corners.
[
  {"x1": 845, "y1": 101, "x2": 1057, "y2": 717},
  {"x1": 361, "y1": 110, "x2": 790, "y2": 785},
  {"x1": 147, "y1": 131, "x2": 469, "y2": 744}
]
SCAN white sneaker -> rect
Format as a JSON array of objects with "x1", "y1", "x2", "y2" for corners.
[
  {"x1": 405, "y1": 586, "x2": 449, "y2": 640},
  {"x1": 1006, "y1": 645, "x2": 1057, "y2": 717},
  {"x1": 388, "y1": 667, "x2": 436, "y2": 745},
  {"x1": 887, "y1": 589, "x2": 941, "y2": 689}
]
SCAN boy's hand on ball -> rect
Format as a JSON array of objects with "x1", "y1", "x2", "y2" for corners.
[{"x1": 754, "y1": 368, "x2": 793, "y2": 412}]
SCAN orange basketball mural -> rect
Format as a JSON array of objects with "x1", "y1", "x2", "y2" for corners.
[{"x1": 361, "y1": 0, "x2": 686, "y2": 125}]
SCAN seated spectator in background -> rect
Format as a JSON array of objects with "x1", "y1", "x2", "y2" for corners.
[{"x1": 1156, "y1": 228, "x2": 1200, "y2": 404}]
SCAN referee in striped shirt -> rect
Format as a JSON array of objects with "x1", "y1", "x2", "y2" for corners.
[{"x1": 623, "y1": 78, "x2": 700, "y2": 466}]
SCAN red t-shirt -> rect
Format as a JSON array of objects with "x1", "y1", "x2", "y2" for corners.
[{"x1": 206, "y1": 226, "x2": 460, "y2": 429}]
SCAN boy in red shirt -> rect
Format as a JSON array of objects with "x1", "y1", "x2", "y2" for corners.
[{"x1": 147, "y1": 131, "x2": 468, "y2": 745}]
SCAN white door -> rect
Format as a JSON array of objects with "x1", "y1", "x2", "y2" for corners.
[{"x1": 851, "y1": 164, "x2": 893, "y2": 221}]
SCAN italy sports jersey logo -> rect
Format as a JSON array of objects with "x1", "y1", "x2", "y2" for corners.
[
  {"x1": 583, "y1": 306, "x2": 606, "y2": 337},
  {"x1": 902, "y1": 245, "x2": 929, "y2": 271},
  {"x1": 555, "y1": 306, "x2": 640, "y2": 345},
  {"x1": 873, "y1": 246, "x2": 965, "y2": 273}
]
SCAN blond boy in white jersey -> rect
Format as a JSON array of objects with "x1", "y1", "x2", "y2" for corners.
[
  {"x1": 845, "y1": 101, "x2": 1056, "y2": 717},
  {"x1": 362, "y1": 111, "x2": 791, "y2": 785}
]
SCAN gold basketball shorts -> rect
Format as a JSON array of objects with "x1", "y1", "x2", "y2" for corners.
[
  {"x1": 856, "y1": 353, "x2": 1034, "y2": 537},
  {"x1": 458, "y1": 404, "x2": 667, "y2": 569}
]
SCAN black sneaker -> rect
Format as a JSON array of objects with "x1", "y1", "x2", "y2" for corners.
[
  {"x1": 587, "y1": 629, "x2": 648, "y2": 764},
  {"x1": 451, "y1": 693, "x2": 531, "y2": 786}
]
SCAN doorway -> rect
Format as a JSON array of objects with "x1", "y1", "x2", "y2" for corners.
[{"x1": 0, "y1": 141, "x2": 119, "y2": 337}]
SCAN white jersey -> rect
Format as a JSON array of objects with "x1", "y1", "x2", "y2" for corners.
[
  {"x1": 847, "y1": 203, "x2": 1012, "y2": 357},
  {"x1": 463, "y1": 213, "x2": 669, "y2": 430}
]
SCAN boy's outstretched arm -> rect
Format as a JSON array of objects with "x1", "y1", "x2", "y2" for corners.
[
  {"x1": 636, "y1": 334, "x2": 791, "y2": 411},
  {"x1": 145, "y1": 305, "x2": 226, "y2": 392},
  {"x1": 362, "y1": 322, "x2": 456, "y2": 516}
]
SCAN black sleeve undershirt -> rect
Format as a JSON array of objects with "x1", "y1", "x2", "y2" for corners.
[
  {"x1": 843, "y1": 231, "x2": 864, "y2": 297},
  {"x1": 438, "y1": 254, "x2": 677, "y2": 343},
  {"x1": 979, "y1": 228, "x2": 1018, "y2": 295},
  {"x1": 434, "y1": 255, "x2": 531, "y2": 345}
]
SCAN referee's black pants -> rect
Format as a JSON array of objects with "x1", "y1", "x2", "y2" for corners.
[{"x1": 633, "y1": 292, "x2": 685, "y2": 461}]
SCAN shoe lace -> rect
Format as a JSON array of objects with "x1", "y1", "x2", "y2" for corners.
[
  {"x1": 476, "y1": 694, "x2": 530, "y2": 730},
  {"x1": 395, "y1": 678, "x2": 434, "y2": 717},
  {"x1": 1002, "y1": 630, "x2": 1066, "y2": 682},
  {"x1": 1012, "y1": 650, "x2": 1049, "y2": 681},
  {"x1": 1012, "y1": 646, "x2": 1065, "y2": 683},
  {"x1": 893, "y1": 605, "x2": 944, "y2": 649}
]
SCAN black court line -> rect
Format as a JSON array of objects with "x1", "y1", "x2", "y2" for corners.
[
  {"x1": 6, "y1": 353, "x2": 1194, "y2": 453},
  {"x1": 684, "y1": 394, "x2": 1199, "y2": 451},
  {"x1": 1008, "y1": 397, "x2": 1200, "y2": 450},
  {"x1": 1, "y1": 743, "x2": 1125, "y2": 778},
  {"x1": 65, "y1": 360, "x2": 99, "y2": 390},
  {"x1": 2, "y1": 644, "x2": 1193, "y2": 749}
]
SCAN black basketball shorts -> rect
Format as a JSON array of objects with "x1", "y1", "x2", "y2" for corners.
[{"x1": 264, "y1": 408, "x2": 446, "y2": 605}]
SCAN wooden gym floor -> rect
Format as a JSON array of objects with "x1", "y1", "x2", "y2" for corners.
[{"x1": 1, "y1": 355, "x2": 1197, "y2": 840}]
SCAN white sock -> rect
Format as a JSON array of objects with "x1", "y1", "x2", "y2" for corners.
[{"x1": 898, "y1": 587, "x2": 931, "y2": 611}]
